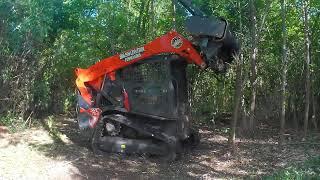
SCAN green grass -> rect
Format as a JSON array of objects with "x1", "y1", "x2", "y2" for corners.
[
  {"x1": 264, "y1": 156, "x2": 320, "y2": 180},
  {"x1": 0, "y1": 113, "x2": 27, "y2": 132}
]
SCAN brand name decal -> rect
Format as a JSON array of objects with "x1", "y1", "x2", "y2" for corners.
[{"x1": 120, "y1": 47, "x2": 145, "y2": 62}]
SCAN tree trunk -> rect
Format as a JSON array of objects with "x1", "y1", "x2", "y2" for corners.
[
  {"x1": 128, "y1": 0, "x2": 132, "y2": 10},
  {"x1": 142, "y1": 0, "x2": 151, "y2": 41},
  {"x1": 172, "y1": 0, "x2": 177, "y2": 30},
  {"x1": 229, "y1": 0, "x2": 243, "y2": 146},
  {"x1": 249, "y1": 0, "x2": 258, "y2": 130},
  {"x1": 229, "y1": 55, "x2": 243, "y2": 145},
  {"x1": 303, "y1": 0, "x2": 311, "y2": 139},
  {"x1": 292, "y1": 96, "x2": 299, "y2": 130},
  {"x1": 150, "y1": 0, "x2": 155, "y2": 38},
  {"x1": 137, "y1": 1, "x2": 146, "y2": 34},
  {"x1": 280, "y1": 0, "x2": 288, "y2": 144},
  {"x1": 312, "y1": 94, "x2": 318, "y2": 130}
]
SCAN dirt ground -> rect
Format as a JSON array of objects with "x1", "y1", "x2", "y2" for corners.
[{"x1": 0, "y1": 116, "x2": 319, "y2": 180}]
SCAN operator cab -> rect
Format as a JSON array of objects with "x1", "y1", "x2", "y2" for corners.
[{"x1": 101, "y1": 55, "x2": 188, "y2": 120}]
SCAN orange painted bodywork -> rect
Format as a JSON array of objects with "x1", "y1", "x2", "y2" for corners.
[{"x1": 75, "y1": 31, "x2": 206, "y2": 106}]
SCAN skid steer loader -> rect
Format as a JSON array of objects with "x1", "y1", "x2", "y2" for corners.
[{"x1": 75, "y1": 0, "x2": 239, "y2": 160}]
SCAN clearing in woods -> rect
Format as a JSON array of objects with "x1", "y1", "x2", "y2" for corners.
[{"x1": 0, "y1": 116, "x2": 319, "y2": 179}]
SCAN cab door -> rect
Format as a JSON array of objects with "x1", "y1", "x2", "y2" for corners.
[{"x1": 118, "y1": 58, "x2": 177, "y2": 119}]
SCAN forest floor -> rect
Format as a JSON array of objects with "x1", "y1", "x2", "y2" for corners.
[{"x1": 0, "y1": 116, "x2": 319, "y2": 180}]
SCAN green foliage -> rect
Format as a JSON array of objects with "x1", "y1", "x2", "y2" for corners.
[
  {"x1": 264, "y1": 156, "x2": 320, "y2": 179},
  {"x1": 41, "y1": 116, "x2": 65, "y2": 143},
  {"x1": 0, "y1": 113, "x2": 26, "y2": 132}
]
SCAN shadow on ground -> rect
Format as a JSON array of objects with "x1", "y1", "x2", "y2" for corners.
[{"x1": 28, "y1": 116, "x2": 320, "y2": 179}]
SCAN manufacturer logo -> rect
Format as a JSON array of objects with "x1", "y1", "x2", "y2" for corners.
[
  {"x1": 171, "y1": 36, "x2": 183, "y2": 49},
  {"x1": 120, "y1": 47, "x2": 145, "y2": 62}
]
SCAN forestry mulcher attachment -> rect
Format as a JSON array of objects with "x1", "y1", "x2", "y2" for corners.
[{"x1": 75, "y1": 0, "x2": 238, "y2": 160}]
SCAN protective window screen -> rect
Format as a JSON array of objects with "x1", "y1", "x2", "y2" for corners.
[
  {"x1": 118, "y1": 60, "x2": 176, "y2": 118},
  {"x1": 120, "y1": 61, "x2": 170, "y2": 83}
]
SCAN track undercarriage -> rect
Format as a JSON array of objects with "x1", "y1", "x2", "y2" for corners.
[{"x1": 91, "y1": 114, "x2": 200, "y2": 160}]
